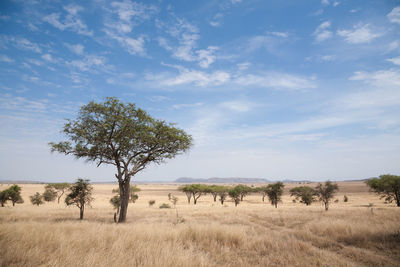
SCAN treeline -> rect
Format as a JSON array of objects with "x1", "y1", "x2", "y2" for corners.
[{"x1": 178, "y1": 181, "x2": 340, "y2": 210}]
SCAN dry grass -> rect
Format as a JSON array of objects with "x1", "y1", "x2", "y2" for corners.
[{"x1": 0, "y1": 181, "x2": 399, "y2": 267}]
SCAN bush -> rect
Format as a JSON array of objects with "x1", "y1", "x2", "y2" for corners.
[
  {"x1": 148, "y1": 200, "x2": 156, "y2": 207},
  {"x1": 344, "y1": 195, "x2": 348, "y2": 202},
  {"x1": 30, "y1": 192, "x2": 44, "y2": 206},
  {"x1": 159, "y1": 203, "x2": 171, "y2": 209}
]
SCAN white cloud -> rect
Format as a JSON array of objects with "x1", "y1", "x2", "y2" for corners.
[
  {"x1": 269, "y1": 31, "x2": 288, "y2": 38},
  {"x1": 386, "y1": 40, "x2": 399, "y2": 52},
  {"x1": 0, "y1": 55, "x2": 14, "y2": 63},
  {"x1": 387, "y1": 6, "x2": 400, "y2": 24},
  {"x1": 321, "y1": 0, "x2": 329, "y2": 5},
  {"x1": 337, "y1": 24, "x2": 382, "y2": 44},
  {"x1": 68, "y1": 55, "x2": 109, "y2": 72},
  {"x1": 313, "y1": 21, "x2": 332, "y2": 42},
  {"x1": 196, "y1": 46, "x2": 218, "y2": 68},
  {"x1": 172, "y1": 102, "x2": 204, "y2": 109},
  {"x1": 3, "y1": 36, "x2": 42, "y2": 53},
  {"x1": 43, "y1": 4, "x2": 93, "y2": 36},
  {"x1": 349, "y1": 69, "x2": 400, "y2": 88},
  {"x1": 66, "y1": 43, "x2": 84, "y2": 55},
  {"x1": 104, "y1": 29, "x2": 146, "y2": 56},
  {"x1": 161, "y1": 69, "x2": 230, "y2": 87},
  {"x1": 234, "y1": 72, "x2": 316, "y2": 91},
  {"x1": 387, "y1": 57, "x2": 400, "y2": 66},
  {"x1": 333, "y1": 1, "x2": 340, "y2": 7},
  {"x1": 41, "y1": 54, "x2": 54, "y2": 62},
  {"x1": 237, "y1": 62, "x2": 251, "y2": 71},
  {"x1": 220, "y1": 100, "x2": 254, "y2": 112}
]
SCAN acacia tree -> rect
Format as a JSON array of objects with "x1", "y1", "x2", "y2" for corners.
[
  {"x1": 266, "y1": 182, "x2": 284, "y2": 208},
  {"x1": 30, "y1": 192, "x2": 44, "y2": 206},
  {"x1": 7, "y1": 185, "x2": 24, "y2": 206},
  {"x1": 315, "y1": 181, "x2": 339, "y2": 211},
  {"x1": 290, "y1": 186, "x2": 318, "y2": 206},
  {"x1": 366, "y1": 174, "x2": 400, "y2": 207},
  {"x1": 178, "y1": 185, "x2": 192, "y2": 203},
  {"x1": 65, "y1": 178, "x2": 93, "y2": 220},
  {"x1": 45, "y1": 183, "x2": 70, "y2": 204},
  {"x1": 43, "y1": 187, "x2": 57, "y2": 202},
  {"x1": 228, "y1": 187, "x2": 241, "y2": 206},
  {"x1": 256, "y1": 185, "x2": 269, "y2": 202},
  {"x1": 50, "y1": 98, "x2": 192, "y2": 222},
  {"x1": 234, "y1": 184, "x2": 252, "y2": 201}
]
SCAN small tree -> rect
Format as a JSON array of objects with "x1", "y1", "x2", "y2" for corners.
[
  {"x1": 315, "y1": 181, "x2": 339, "y2": 211},
  {"x1": 216, "y1": 186, "x2": 229, "y2": 205},
  {"x1": 178, "y1": 185, "x2": 193, "y2": 203},
  {"x1": 50, "y1": 97, "x2": 192, "y2": 223},
  {"x1": 65, "y1": 179, "x2": 93, "y2": 220},
  {"x1": 208, "y1": 185, "x2": 220, "y2": 202},
  {"x1": 45, "y1": 183, "x2": 70, "y2": 204},
  {"x1": 0, "y1": 190, "x2": 9, "y2": 207},
  {"x1": 110, "y1": 195, "x2": 122, "y2": 222},
  {"x1": 366, "y1": 174, "x2": 400, "y2": 207},
  {"x1": 30, "y1": 192, "x2": 44, "y2": 206},
  {"x1": 234, "y1": 184, "x2": 252, "y2": 201},
  {"x1": 43, "y1": 187, "x2": 57, "y2": 202},
  {"x1": 266, "y1": 182, "x2": 284, "y2": 208},
  {"x1": 290, "y1": 186, "x2": 317, "y2": 206},
  {"x1": 7, "y1": 185, "x2": 24, "y2": 206},
  {"x1": 179, "y1": 184, "x2": 208, "y2": 205},
  {"x1": 228, "y1": 187, "x2": 241, "y2": 206},
  {"x1": 255, "y1": 186, "x2": 269, "y2": 202},
  {"x1": 148, "y1": 200, "x2": 156, "y2": 207}
]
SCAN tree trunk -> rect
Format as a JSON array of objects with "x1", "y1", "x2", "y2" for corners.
[
  {"x1": 213, "y1": 194, "x2": 217, "y2": 202},
  {"x1": 262, "y1": 195, "x2": 265, "y2": 202},
  {"x1": 12, "y1": 202, "x2": 15, "y2": 206},
  {"x1": 57, "y1": 195, "x2": 61, "y2": 204},
  {"x1": 275, "y1": 202, "x2": 277, "y2": 208},
  {"x1": 324, "y1": 202, "x2": 329, "y2": 211},
  {"x1": 118, "y1": 179, "x2": 131, "y2": 223},
  {"x1": 194, "y1": 198, "x2": 197, "y2": 205},
  {"x1": 220, "y1": 198, "x2": 224, "y2": 205},
  {"x1": 80, "y1": 205, "x2": 84, "y2": 220},
  {"x1": 396, "y1": 193, "x2": 400, "y2": 207},
  {"x1": 240, "y1": 195, "x2": 243, "y2": 201},
  {"x1": 186, "y1": 192, "x2": 191, "y2": 203}
]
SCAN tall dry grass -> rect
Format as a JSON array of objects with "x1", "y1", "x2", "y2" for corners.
[{"x1": 0, "y1": 182, "x2": 399, "y2": 266}]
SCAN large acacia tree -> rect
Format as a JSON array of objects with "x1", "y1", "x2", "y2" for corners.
[{"x1": 50, "y1": 97, "x2": 192, "y2": 222}]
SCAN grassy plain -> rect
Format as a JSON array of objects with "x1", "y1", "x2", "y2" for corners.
[{"x1": 0, "y1": 181, "x2": 399, "y2": 267}]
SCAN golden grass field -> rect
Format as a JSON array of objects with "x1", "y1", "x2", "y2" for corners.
[{"x1": 0, "y1": 181, "x2": 399, "y2": 267}]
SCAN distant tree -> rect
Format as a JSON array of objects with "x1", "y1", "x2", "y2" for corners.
[
  {"x1": 45, "y1": 183, "x2": 70, "y2": 204},
  {"x1": 255, "y1": 186, "x2": 269, "y2": 202},
  {"x1": 208, "y1": 185, "x2": 220, "y2": 202},
  {"x1": 366, "y1": 174, "x2": 400, "y2": 207},
  {"x1": 290, "y1": 186, "x2": 318, "y2": 206},
  {"x1": 315, "y1": 181, "x2": 339, "y2": 211},
  {"x1": 50, "y1": 97, "x2": 192, "y2": 223},
  {"x1": 178, "y1": 185, "x2": 193, "y2": 203},
  {"x1": 216, "y1": 186, "x2": 230, "y2": 205},
  {"x1": 30, "y1": 192, "x2": 44, "y2": 206},
  {"x1": 228, "y1": 187, "x2": 241, "y2": 206},
  {"x1": 6, "y1": 185, "x2": 24, "y2": 206},
  {"x1": 65, "y1": 179, "x2": 93, "y2": 220},
  {"x1": 148, "y1": 200, "x2": 156, "y2": 207},
  {"x1": 266, "y1": 182, "x2": 284, "y2": 208},
  {"x1": 234, "y1": 184, "x2": 252, "y2": 201},
  {"x1": 110, "y1": 195, "x2": 121, "y2": 222},
  {"x1": 43, "y1": 187, "x2": 57, "y2": 202},
  {"x1": 0, "y1": 190, "x2": 9, "y2": 207},
  {"x1": 178, "y1": 184, "x2": 208, "y2": 205}
]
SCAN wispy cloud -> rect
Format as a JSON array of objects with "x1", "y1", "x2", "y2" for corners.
[
  {"x1": 67, "y1": 55, "x2": 112, "y2": 72},
  {"x1": 387, "y1": 57, "x2": 400, "y2": 66},
  {"x1": 349, "y1": 69, "x2": 400, "y2": 88},
  {"x1": 2, "y1": 36, "x2": 42, "y2": 53},
  {"x1": 44, "y1": 4, "x2": 93, "y2": 36},
  {"x1": 0, "y1": 55, "x2": 14, "y2": 63},
  {"x1": 172, "y1": 102, "x2": 204, "y2": 109},
  {"x1": 387, "y1": 6, "x2": 400, "y2": 24},
  {"x1": 337, "y1": 24, "x2": 382, "y2": 44},
  {"x1": 220, "y1": 100, "x2": 255, "y2": 112},
  {"x1": 65, "y1": 43, "x2": 84, "y2": 55},
  {"x1": 313, "y1": 21, "x2": 332, "y2": 42}
]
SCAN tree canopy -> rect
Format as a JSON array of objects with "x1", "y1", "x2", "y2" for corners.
[
  {"x1": 266, "y1": 182, "x2": 284, "y2": 208},
  {"x1": 65, "y1": 179, "x2": 93, "y2": 220},
  {"x1": 290, "y1": 186, "x2": 318, "y2": 206},
  {"x1": 366, "y1": 174, "x2": 400, "y2": 207},
  {"x1": 315, "y1": 181, "x2": 338, "y2": 211},
  {"x1": 50, "y1": 97, "x2": 192, "y2": 222}
]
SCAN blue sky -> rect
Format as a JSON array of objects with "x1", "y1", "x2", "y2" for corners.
[{"x1": 0, "y1": 0, "x2": 399, "y2": 182}]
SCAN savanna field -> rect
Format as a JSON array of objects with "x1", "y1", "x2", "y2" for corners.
[{"x1": 0, "y1": 181, "x2": 399, "y2": 267}]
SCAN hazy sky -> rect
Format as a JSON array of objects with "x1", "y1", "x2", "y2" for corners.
[{"x1": 0, "y1": 0, "x2": 399, "y2": 182}]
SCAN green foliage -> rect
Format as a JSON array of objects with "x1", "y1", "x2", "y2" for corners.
[
  {"x1": 159, "y1": 203, "x2": 171, "y2": 209},
  {"x1": 266, "y1": 182, "x2": 284, "y2": 208},
  {"x1": 5, "y1": 185, "x2": 24, "y2": 206},
  {"x1": 233, "y1": 184, "x2": 252, "y2": 201},
  {"x1": 315, "y1": 181, "x2": 339, "y2": 211},
  {"x1": 45, "y1": 183, "x2": 70, "y2": 203},
  {"x1": 366, "y1": 174, "x2": 400, "y2": 207},
  {"x1": 0, "y1": 190, "x2": 9, "y2": 207},
  {"x1": 43, "y1": 187, "x2": 57, "y2": 202},
  {"x1": 148, "y1": 200, "x2": 156, "y2": 207},
  {"x1": 65, "y1": 179, "x2": 93, "y2": 220},
  {"x1": 50, "y1": 97, "x2": 192, "y2": 223},
  {"x1": 112, "y1": 185, "x2": 140, "y2": 203},
  {"x1": 110, "y1": 195, "x2": 121, "y2": 210},
  {"x1": 178, "y1": 184, "x2": 209, "y2": 204},
  {"x1": 30, "y1": 192, "x2": 44, "y2": 206},
  {"x1": 228, "y1": 187, "x2": 241, "y2": 206},
  {"x1": 255, "y1": 185, "x2": 269, "y2": 202},
  {"x1": 290, "y1": 186, "x2": 317, "y2": 206}
]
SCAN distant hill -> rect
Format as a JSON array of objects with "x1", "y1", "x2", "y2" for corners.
[{"x1": 174, "y1": 177, "x2": 270, "y2": 184}]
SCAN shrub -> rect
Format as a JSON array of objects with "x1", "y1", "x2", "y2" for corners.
[
  {"x1": 30, "y1": 192, "x2": 44, "y2": 206},
  {"x1": 344, "y1": 195, "x2": 348, "y2": 202},
  {"x1": 148, "y1": 200, "x2": 156, "y2": 207},
  {"x1": 159, "y1": 203, "x2": 171, "y2": 209}
]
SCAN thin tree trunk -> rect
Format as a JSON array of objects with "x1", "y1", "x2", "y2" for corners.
[
  {"x1": 213, "y1": 194, "x2": 217, "y2": 202},
  {"x1": 186, "y1": 192, "x2": 191, "y2": 203},
  {"x1": 325, "y1": 202, "x2": 329, "y2": 211},
  {"x1": 80, "y1": 205, "x2": 84, "y2": 220}
]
